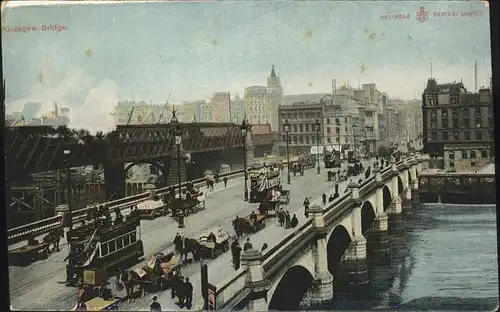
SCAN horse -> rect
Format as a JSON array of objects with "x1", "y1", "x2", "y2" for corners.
[
  {"x1": 180, "y1": 238, "x2": 201, "y2": 262},
  {"x1": 42, "y1": 228, "x2": 62, "y2": 253}
]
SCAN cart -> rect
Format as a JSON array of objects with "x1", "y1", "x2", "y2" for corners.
[
  {"x1": 9, "y1": 242, "x2": 49, "y2": 266},
  {"x1": 279, "y1": 190, "x2": 290, "y2": 205},
  {"x1": 197, "y1": 227, "x2": 231, "y2": 259},
  {"x1": 136, "y1": 199, "x2": 167, "y2": 220},
  {"x1": 240, "y1": 214, "x2": 266, "y2": 234},
  {"x1": 131, "y1": 252, "x2": 183, "y2": 295},
  {"x1": 73, "y1": 297, "x2": 121, "y2": 311}
]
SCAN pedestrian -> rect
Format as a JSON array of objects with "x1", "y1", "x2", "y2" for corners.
[
  {"x1": 223, "y1": 176, "x2": 228, "y2": 188},
  {"x1": 184, "y1": 278, "x2": 193, "y2": 308},
  {"x1": 291, "y1": 214, "x2": 298, "y2": 228},
  {"x1": 261, "y1": 243, "x2": 268, "y2": 252},
  {"x1": 322, "y1": 193, "x2": 327, "y2": 206},
  {"x1": 279, "y1": 209, "x2": 285, "y2": 227},
  {"x1": 285, "y1": 212, "x2": 291, "y2": 229},
  {"x1": 329, "y1": 194, "x2": 334, "y2": 202},
  {"x1": 243, "y1": 238, "x2": 253, "y2": 252},
  {"x1": 231, "y1": 240, "x2": 242, "y2": 270},
  {"x1": 303, "y1": 197, "x2": 310, "y2": 218},
  {"x1": 177, "y1": 277, "x2": 186, "y2": 307}
]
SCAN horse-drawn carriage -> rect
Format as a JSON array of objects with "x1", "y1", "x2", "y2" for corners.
[
  {"x1": 234, "y1": 213, "x2": 266, "y2": 235},
  {"x1": 136, "y1": 190, "x2": 168, "y2": 220},
  {"x1": 197, "y1": 227, "x2": 231, "y2": 259},
  {"x1": 165, "y1": 184, "x2": 206, "y2": 218},
  {"x1": 249, "y1": 169, "x2": 281, "y2": 203},
  {"x1": 130, "y1": 252, "x2": 183, "y2": 295}
]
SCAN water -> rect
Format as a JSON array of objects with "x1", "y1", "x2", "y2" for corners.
[{"x1": 333, "y1": 204, "x2": 499, "y2": 311}]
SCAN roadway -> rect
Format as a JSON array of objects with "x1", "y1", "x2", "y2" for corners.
[{"x1": 10, "y1": 158, "x2": 376, "y2": 310}]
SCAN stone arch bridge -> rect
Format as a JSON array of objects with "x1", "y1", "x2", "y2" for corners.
[{"x1": 208, "y1": 155, "x2": 423, "y2": 311}]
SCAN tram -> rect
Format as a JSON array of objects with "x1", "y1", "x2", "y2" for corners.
[{"x1": 65, "y1": 217, "x2": 144, "y2": 286}]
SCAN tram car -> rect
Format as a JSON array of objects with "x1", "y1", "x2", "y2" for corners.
[
  {"x1": 249, "y1": 169, "x2": 281, "y2": 203},
  {"x1": 65, "y1": 217, "x2": 144, "y2": 286},
  {"x1": 136, "y1": 190, "x2": 168, "y2": 220},
  {"x1": 197, "y1": 226, "x2": 231, "y2": 259}
]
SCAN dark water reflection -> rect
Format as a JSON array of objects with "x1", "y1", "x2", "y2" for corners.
[{"x1": 331, "y1": 204, "x2": 498, "y2": 311}]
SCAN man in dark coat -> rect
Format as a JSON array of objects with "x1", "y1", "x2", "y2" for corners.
[
  {"x1": 150, "y1": 296, "x2": 161, "y2": 311},
  {"x1": 185, "y1": 278, "x2": 193, "y2": 308},
  {"x1": 231, "y1": 240, "x2": 242, "y2": 270},
  {"x1": 322, "y1": 193, "x2": 327, "y2": 205},
  {"x1": 174, "y1": 233, "x2": 182, "y2": 254},
  {"x1": 243, "y1": 238, "x2": 253, "y2": 252}
]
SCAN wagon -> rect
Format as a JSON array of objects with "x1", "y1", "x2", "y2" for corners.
[
  {"x1": 197, "y1": 227, "x2": 231, "y2": 259},
  {"x1": 279, "y1": 190, "x2": 290, "y2": 204},
  {"x1": 73, "y1": 297, "x2": 121, "y2": 311},
  {"x1": 240, "y1": 214, "x2": 266, "y2": 234},
  {"x1": 168, "y1": 197, "x2": 205, "y2": 218},
  {"x1": 131, "y1": 252, "x2": 183, "y2": 293},
  {"x1": 135, "y1": 199, "x2": 168, "y2": 220}
]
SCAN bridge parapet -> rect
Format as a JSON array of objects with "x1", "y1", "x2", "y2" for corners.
[{"x1": 212, "y1": 155, "x2": 423, "y2": 309}]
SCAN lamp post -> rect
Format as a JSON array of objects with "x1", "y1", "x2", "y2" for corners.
[
  {"x1": 284, "y1": 119, "x2": 291, "y2": 184},
  {"x1": 352, "y1": 124, "x2": 357, "y2": 158},
  {"x1": 336, "y1": 126, "x2": 340, "y2": 155},
  {"x1": 63, "y1": 149, "x2": 73, "y2": 231},
  {"x1": 240, "y1": 119, "x2": 250, "y2": 201},
  {"x1": 315, "y1": 119, "x2": 321, "y2": 174},
  {"x1": 171, "y1": 111, "x2": 185, "y2": 228}
]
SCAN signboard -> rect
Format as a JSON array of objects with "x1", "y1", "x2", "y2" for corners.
[{"x1": 207, "y1": 283, "x2": 216, "y2": 311}]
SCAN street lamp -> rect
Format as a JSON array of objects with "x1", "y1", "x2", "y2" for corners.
[
  {"x1": 336, "y1": 126, "x2": 340, "y2": 153},
  {"x1": 284, "y1": 119, "x2": 291, "y2": 184},
  {"x1": 63, "y1": 149, "x2": 73, "y2": 231},
  {"x1": 314, "y1": 119, "x2": 321, "y2": 174},
  {"x1": 171, "y1": 111, "x2": 185, "y2": 228},
  {"x1": 352, "y1": 124, "x2": 357, "y2": 158},
  {"x1": 240, "y1": 119, "x2": 250, "y2": 201}
]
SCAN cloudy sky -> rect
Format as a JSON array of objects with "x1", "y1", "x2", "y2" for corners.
[{"x1": 1, "y1": 0, "x2": 491, "y2": 129}]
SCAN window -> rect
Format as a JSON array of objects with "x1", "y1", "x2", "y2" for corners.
[
  {"x1": 448, "y1": 152, "x2": 455, "y2": 159},
  {"x1": 475, "y1": 130, "x2": 482, "y2": 140},
  {"x1": 430, "y1": 131, "x2": 437, "y2": 140},
  {"x1": 116, "y1": 237, "x2": 124, "y2": 250},
  {"x1": 305, "y1": 124, "x2": 309, "y2": 132},
  {"x1": 490, "y1": 130, "x2": 495, "y2": 140},
  {"x1": 327, "y1": 137, "x2": 331, "y2": 143},
  {"x1": 109, "y1": 241, "x2": 116, "y2": 253},
  {"x1": 470, "y1": 151, "x2": 477, "y2": 159},
  {"x1": 311, "y1": 136, "x2": 315, "y2": 144},
  {"x1": 453, "y1": 131, "x2": 459, "y2": 140},
  {"x1": 430, "y1": 119, "x2": 437, "y2": 129},
  {"x1": 442, "y1": 131, "x2": 448, "y2": 140},
  {"x1": 452, "y1": 119, "x2": 459, "y2": 129},
  {"x1": 452, "y1": 109, "x2": 458, "y2": 118},
  {"x1": 345, "y1": 117, "x2": 348, "y2": 123},
  {"x1": 475, "y1": 118, "x2": 482, "y2": 128},
  {"x1": 345, "y1": 137, "x2": 348, "y2": 143},
  {"x1": 305, "y1": 136, "x2": 309, "y2": 144},
  {"x1": 451, "y1": 97, "x2": 457, "y2": 105},
  {"x1": 299, "y1": 124, "x2": 303, "y2": 132},
  {"x1": 298, "y1": 136, "x2": 303, "y2": 144},
  {"x1": 462, "y1": 151, "x2": 468, "y2": 159},
  {"x1": 449, "y1": 161, "x2": 455, "y2": 167},
  {"x1": 442, "y1": 119, "x2": 449, "y2": 128},
  {"x1": 327, "y1": 127, "x2": 331, "y2": 134},
  {"x1": 488, "y1": 117, "x2": 494, "y2": 127},
  {"x1": 293, "y1": 124, "x2": 297, "y2": 132},
  {"x1": 481, "y1": 150, "x2": 488, "y2": 158},
  {"x1": 488, "y1": 107, "x2": 493, "y2": 116},
  {"x1": 471, "y1": 161, "x2": 476, "y2": 167},
  {"x1": 462, "y1": 108, "x2": 470, "y2": 117},
  {"x1": 345, "y1": 127, "x2": 348, "y2": 133},
  {"x1": 336, "y1": 127, "x2": 340, "y2": 134},
  {"x1": 326, "y1": 118, "x2": 330, "y2": 125},
  {"x1": 441, "y1": 110, "x2": 448, "y2": 118},
  {"x1": 464, "y1": 131, "x2": 470, "y2": 140},
  {"x1": 100, "y1": 243, "x2": 109, "y2": 256},
  {"x1": 462, "y1": 118, "x2": 470, "y2": 128},
  {"x1": 474, "y1": 107, "x2": 481, "y2": 117},
  {"x1": 299, "y1": 112, "x2": 303, "y2": 119},
  {"x1": 431, "y1": 110, "x2": 437, "y2": 118},
  {"x1": 335, "y1": 118, "x2": 340, "y2": 125},
  {"x1": 336, "y1": 137, "x2": 340, "y2": 143}
]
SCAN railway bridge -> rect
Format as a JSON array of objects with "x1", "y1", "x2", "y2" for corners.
[
  {"x1": 207, "y1": 156, "x2": 422, "y2": 311},
  {"x1": 6, "y1": 122, "x2": 277, "y2": 224}
]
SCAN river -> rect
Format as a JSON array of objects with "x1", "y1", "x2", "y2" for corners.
[{"x1": 333, "y1": 203, "x2": 499, "y2": 311}]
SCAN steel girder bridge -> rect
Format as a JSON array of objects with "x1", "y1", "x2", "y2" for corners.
[{"x1": 5, "y1": 123, "x2": 246, "y2": 201}]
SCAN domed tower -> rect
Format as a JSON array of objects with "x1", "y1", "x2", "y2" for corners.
[{"x1": 267, "y1": 65, "x2": 281, "y2": 88}]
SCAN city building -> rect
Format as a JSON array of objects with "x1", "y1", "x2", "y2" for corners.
[
  {"x1": 230, "y1": 93, "x2": 245, "y2": 124},
  {"x1": 181, "y1": 100, "x2": 206, "y2": 122},
  {"x1": 198, "y1": 101, "x2": 213, "y2": 122},
  {"x1": 244, "y1": 65, "x2": 283, "y2": 131},
  {"x1": 22, "y1": 101, "x2": 42, "y2": 121},
  {"x1": 353, "y1": 84, "x2": 380, "y2": 154},
  {"x1": 422, "y1": 79, "x2": 494, "y2": 171},
  {"x1": 278, "y1": 102, "x2": 324, "y2": 155},
  {"x1": 211, "y1": 92, "x2": 231, "y2": 123},
  {"x1": 112, "y1": 100, "x2": 179, "y2": 125}
]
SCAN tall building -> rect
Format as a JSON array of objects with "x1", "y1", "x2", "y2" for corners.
[
  {"x1": 199, "y1": 101, "x2": 213, "y2": 122},
  {"x1": 230, "y1": 93, "x2": 245, "y2": 123},
  {"x1": 422, "y1": 79, "x2": 494, "y2": 170},
  {"x1": 278, "y1": 102, "x2": 324, "y2": 155},
  {"x1": 181, "y1": 100, "x2": 205, "y2": 122},
  {"x1": 22, "y1": 101, "x2": 42, "y2": 121},
  {"x1": 211, "y1": 92, "x2": 231, "y2": 122},
  {"x1": 244, "y1": 65, "x2": 283, "y2": 131}
]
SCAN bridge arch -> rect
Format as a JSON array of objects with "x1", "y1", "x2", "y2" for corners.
[
  {"x1": 382, "y1": 185, "x2": 392, "y2": 212},
  {"x1": 326, "y1": 225, "x2": 352, "y2": 277},
  {"x1": 361, "y1": 200, "x2": 376, "y2": 236},
  {"x1": 397, "y1": 176, "x2": 404, "y2": 195},
  {"x1": 407, "y1": 169, "x2": 412, "y2": 184},
  {"x1": 268, "y1": 265, "x2": 314, "y2": 311}
]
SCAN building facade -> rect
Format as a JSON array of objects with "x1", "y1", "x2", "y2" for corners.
[
  {"x1": 278, "y1": 102, "x2": 324, "y2": 155},
  {"x1": 112, "y1": 100, "x2": 182, "y2": 125},
  {"x1": 422, "y1": 79, "x2": 494, "y2": 171},
  {"x1": 244, "y1": 65, "x2": 283, "y2": 131},
  {"x1": 211, "y1": 92, "x2": 231, "y2": 123},
  {"x1": 230, "y1": 93, "x2": 245, "y2": 124}
]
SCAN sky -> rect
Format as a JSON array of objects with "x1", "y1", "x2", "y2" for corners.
[{"x1": 1, "y1": 0, "x2": 492, "y2": 131}]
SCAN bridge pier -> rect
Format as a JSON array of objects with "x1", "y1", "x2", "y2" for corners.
[
  {"x1": 103, "y1": 160, "x2": 126, "y2": 201},
  {"x1": 302, "y1": 204, "x2": 333, "y2": 308},
  {"x1": 411, "y1": 179, "x2": 420, "y2": 209},
  {"x1": 367, "y1": 167, "x2": 391, "y2": 264},
  {"x1": 337, "y1": 183, "x2": 369, "y2": 294},
  {"x1": 387, "y1": 197, "x2": 403, "y2": 235},
  {"x1": 402, "y1": 187, "x2": 412, "y2": 217},
  {"x1": 241, "y1": 249, "x2": 270, "y2": 311}
]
